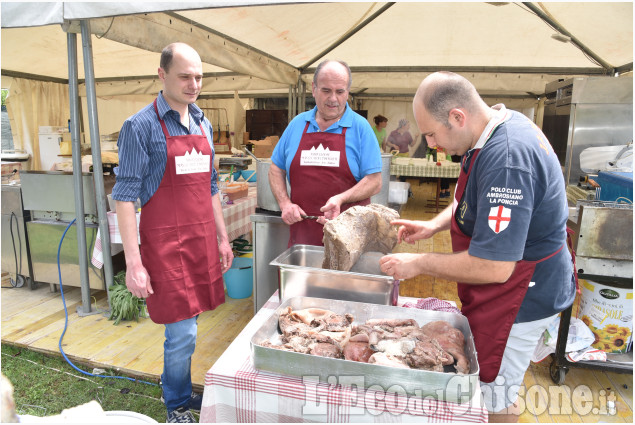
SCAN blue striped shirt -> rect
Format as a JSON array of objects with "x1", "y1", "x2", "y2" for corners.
[{"x1": 111, "y1": 92, "x2": 218, "y2": 206}]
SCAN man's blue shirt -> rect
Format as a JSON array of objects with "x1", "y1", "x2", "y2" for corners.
[{"x1": 271, "y1": 104, "x2": 382, "y2": 179}]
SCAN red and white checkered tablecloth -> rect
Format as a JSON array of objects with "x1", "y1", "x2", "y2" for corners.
[
  {"x1": 91, "y1": 186, "x2": 257, "y2": 268},
  {"x1": 200, "y1": 292, "x2": 488, "y2": 423},
  {"x1": 390, "y1": 161, "x2": 460, "y2": 178}
]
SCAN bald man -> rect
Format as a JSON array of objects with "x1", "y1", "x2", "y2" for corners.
[
  {"x1": 112, "y1": 42, "x2": 233, "y2": 423},
  {"x1": 380, "y1": 72, "x2": 575, "y2": 422},
  {"x1": 269, "y1": 59, "x2": 382, "y2": 247}
]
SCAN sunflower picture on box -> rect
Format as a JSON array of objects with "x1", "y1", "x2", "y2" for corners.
[{"x1": 579, "y1": 279, "x2": 633, "y2": 354}]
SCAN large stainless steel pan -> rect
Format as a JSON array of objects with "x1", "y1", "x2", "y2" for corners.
[{"x1": 251, "y1": 296, "x2": 480, "y2": 402}]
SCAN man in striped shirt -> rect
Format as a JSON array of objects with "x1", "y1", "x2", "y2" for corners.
[{"x1": 112, "y1": 42, "x2": 233, "y2": 423}]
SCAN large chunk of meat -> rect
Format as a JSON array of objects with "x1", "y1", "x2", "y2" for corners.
[
  {"x1": 420, "y1": 321, "x2": 470, "y2": 374},
  {"x1": 406, "y1": 336, "x2": 453, "y2": 372},
  {"x1": 311, "y1": 342, "x2": 342, "y2": 358},
  {"x1": 368, "y1": 352, "x2": 410, "y2": 368},
  {"x1": 322, "y1": 204, "x2": 400, "y2": 271},
  {"x1": 343, "y1": 341, "x2": 375, "y2": 362}
]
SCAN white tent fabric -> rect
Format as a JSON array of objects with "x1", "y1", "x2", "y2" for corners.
[{"x1": 1, "y1": 1, "x2": 633, "y2": 169}]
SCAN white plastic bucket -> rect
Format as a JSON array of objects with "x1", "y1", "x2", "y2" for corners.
[{"x1": 579, "y1": 279, "x2": 633, "y2": 353}]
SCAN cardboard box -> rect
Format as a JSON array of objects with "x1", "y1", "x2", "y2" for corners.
[
  {"x1": 225, "y1": 182, "x2": 249, "y2": 201},
  {"x1": 252, "y1": 144, "x2": 274, "y2": 158}
]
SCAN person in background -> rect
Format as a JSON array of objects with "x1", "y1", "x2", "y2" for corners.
[
  {"x1": 372, "y1": 114, "x2": 388, "y2": 152},
  {"x1": 385, "y1": 118, "x2": 415, "y2": 156},
  {"x1": 111, "y1": 42, "x2": 233, "y2": 423},
  {"x1": 380, "y1": 71, "x2": 575, "y2": 423},
  {"x1": 269, "y1": 59, "x2": 382, "y2": 247}
]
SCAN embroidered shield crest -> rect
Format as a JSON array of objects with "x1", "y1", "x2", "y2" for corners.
[{"x1": 488, "y1": 205, "x2": 511, "y2": 234}]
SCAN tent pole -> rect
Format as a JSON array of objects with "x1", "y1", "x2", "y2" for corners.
[
  {"x1": 299, "y1": 80, "x2": 306, "y2": 114},
  {"x1": 288, "y1": 86, "x2": 293, "y2": 123},
  {"x1": 522, "y1": 2, "x2": 614, "y2": 74},
  {"x1": 66, "y1": 32, "x2": 91, "y2": 314},
  {"x1": 80, "y1": 20, "x2": 115, "y2": 300}
]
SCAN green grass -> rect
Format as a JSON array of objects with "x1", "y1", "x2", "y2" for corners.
[{"x1": 1, "y1": 343, "x2": 173, "y2": 422}]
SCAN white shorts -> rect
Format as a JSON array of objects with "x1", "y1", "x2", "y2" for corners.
[{"x1": 479, "y1": 313, "x2": 558, "y2": 412}]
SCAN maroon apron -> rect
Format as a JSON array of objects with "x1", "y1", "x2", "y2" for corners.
[
  {"x1": 287, "y1": 122, "x2": 369, "y2": 247},
  {"x1": 139, "y1": 100, "x2": 224, "y2": 324},
  {"x1": 451, "y1": 149, "x2": 563, "y2": 382}
]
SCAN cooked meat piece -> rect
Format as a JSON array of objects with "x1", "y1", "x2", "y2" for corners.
[
  {"x1": 311, "y1": 342, "x2": 342, "y2": 358},
  {"x1": 368, "y1": 352, "x2": 410, "y2": 368},
  {"x1": 318, "y1": 328, "x2": 351, "y2": 344},
  {"x1": 343, "y1": 341, "x2": 375, "y2": 363},
  {"x1": 322, "y1": 204, "x2": 400, "y2": 271},
  {"x1": 260, "y1": 340, "x2": 295, "y2": 352},
  {"x1": 281, "y1": 335, "x2": 314, "y2": 354},
  {"x1": 278, "y1": 306, "x2": 319, "y2": 336},
  {"x1": 290, "y1": 308, "x2": 353, "y2": 332},
  {"x1": 348, "y1": 333, "x2": 369, "y2": 343},
  {"x1": 365, "y1": 318, "x2": 418, "y2": 329},
  {"x1": 420, "y1": 321, "x2": 470, "y2": 374},
  {"x1": 372, "y1": 338, "x2": 416, "y2": 356},
  {"x1": 405, "y1": 336, "x2": 453, "y2": 372}
]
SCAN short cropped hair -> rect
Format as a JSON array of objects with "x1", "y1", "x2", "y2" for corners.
[
  {"x1": 422, "y1": 72, "x2": 480, "y2": 126},
  {"x1": 313, "y1": 60, "x2": 352, "y2": 90}
]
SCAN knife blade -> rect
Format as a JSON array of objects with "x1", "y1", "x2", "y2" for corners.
[{"x1": 301, "y1": 215, "x2": 320, "y2": 220}]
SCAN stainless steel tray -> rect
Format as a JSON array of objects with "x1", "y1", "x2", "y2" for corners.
[
  {"x1": 251, "y1": 296, "x2": 480, "y2": 402},
  {"x1": 270, "y1": 244, "x2": 398, "y2": 306}
]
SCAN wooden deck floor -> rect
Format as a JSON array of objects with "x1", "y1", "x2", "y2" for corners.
[{"x1": 1, "y1": 179, "x2": 632, "y2": 422}]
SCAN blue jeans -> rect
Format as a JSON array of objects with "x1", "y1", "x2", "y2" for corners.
[{"x1": 162, "y1": 316, "x2": 197, "y2": 410}]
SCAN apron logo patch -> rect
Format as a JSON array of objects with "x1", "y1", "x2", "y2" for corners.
[
  {"x1": 300, "y1": 143, "x2": 340, "y2": 167},
  {"x1": 488, "y1": 205, "x2": 511, "y2": 234},
  {"x1": 175, "y1": 147, "x2": 210, "y2": 175}
]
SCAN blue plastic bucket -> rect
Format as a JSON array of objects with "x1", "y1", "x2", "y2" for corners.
[
  {"x1": 242, "y1": 169, "x2": 257, "y2": 182},
  {"x1": 223, "y1": 257, "x2": 253, "y2": 299}
]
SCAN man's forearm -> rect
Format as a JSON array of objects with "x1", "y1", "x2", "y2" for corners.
[
  {"x1": 211, "y1": 193, "x2": 229, "y2": 245},
  {"x1": 337, "y1": 172, "x2": 381, "y2": 204},
  {"x1": 417, "y1": 250, "x2": 516, "y2": 284},
  {"x1": 269, "y1": 163, "x2": 291, "y2": 209},
  {"x1": 115, "y1": 201, "x2": 142, "y2": 266}
]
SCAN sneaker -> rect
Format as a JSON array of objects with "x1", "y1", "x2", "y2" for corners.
[
  {"x1": 188, "y1": 392, "x2": 202, "y2": 413},
  {"x1": 167, "y1": 406, "x2": 196, "y2": 423},
  {"x1": 161, "y1": 392, "x2": 202, "y2": 413}
]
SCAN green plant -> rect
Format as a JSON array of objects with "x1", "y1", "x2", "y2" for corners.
[
  {"x1": 108, "y1": 271, "x2": 146, "y2": 325},
  {"x1": 1, "y1": 344, "x2": 166, "y2": 421}
]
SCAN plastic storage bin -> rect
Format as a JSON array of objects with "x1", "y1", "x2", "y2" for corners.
[
  {"x1": 389, "y1": 182, "x2": 410, "y2": 204},
  {"x1": 595, "y1": 171, "x2": 632, "y2": 203},
  {"x1": 223, "y1": 257, "x2": 253, "y2": 299},
  {"x1": 242, "y1": 169, "x2": 257, "y2": 182}
]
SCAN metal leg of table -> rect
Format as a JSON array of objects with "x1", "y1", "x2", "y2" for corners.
[{"x1": 435, "y1": 178, "x2": 441, "y2": 213}]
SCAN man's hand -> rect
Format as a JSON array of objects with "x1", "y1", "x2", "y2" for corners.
[
  {"x1": 219, "y1": 240, "x2": 234, "y2": 273},
  {"x1": 281, "y1": 202, "x2": 307, "y2": 225},
  {"x1": 320, "y1": 194, "x2": 343, "y2": 221},
  {"x1": 391, "y1": 219, "x2": 438, "y2": 244},
  {"x1": 125, "y1": 263, "x2": 154, "y2": 299},
  {"x1": 379, "y1": 253, "x2": 424, "y2": 280}
]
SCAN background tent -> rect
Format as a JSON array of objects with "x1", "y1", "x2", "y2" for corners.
[{"x1": 2, "y1": 1, "x2": 633, "y2": 166}]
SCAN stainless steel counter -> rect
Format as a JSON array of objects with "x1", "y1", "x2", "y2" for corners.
[{"x1": 250, "y1": 213, "x2": 289, "y2": 313}]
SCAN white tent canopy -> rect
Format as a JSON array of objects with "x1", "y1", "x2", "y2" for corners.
[{"x1": 2, "y1": 2, "x2": 632, "y2": 96}]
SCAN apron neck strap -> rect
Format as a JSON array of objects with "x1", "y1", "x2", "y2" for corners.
[{"x1": 153, "y1": 98, "x2": 207, "y2": 139}]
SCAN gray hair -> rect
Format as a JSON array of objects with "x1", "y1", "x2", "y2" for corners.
[
  {"x1": 313, "y1": 60, "x2": 352, "y2": 90},
  {"x1": 421, "y1": 72, "x2": 481, "y2": 127}
]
